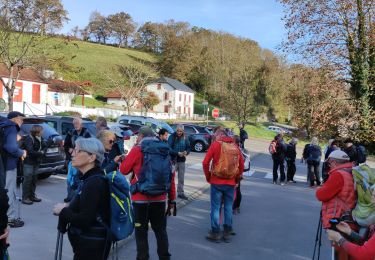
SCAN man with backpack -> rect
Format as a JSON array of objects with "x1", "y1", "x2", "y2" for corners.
[
  {"x1": 64, "y1": 117, "x2": 91, "y2": 161},
  {"x1": 202, "y1": 129, "x2": 244, "y2": 243},
  {"x1": 285, "y1": 138, "x2": 298, "y2": 183},
  {"x1": 303, "y1": 137, "x2": 322, "y2": 187},
  {"x1": 343, "y1": 139, "x2": 367, "y2": 166},
  {"x1": 270, "y1": 133, "x2": 287, "y2": 185},
  {"x1": 168, "y1": 124, "x2": 190, "y2": 200},
  {"x1": 239, "y1": 123, "x2": 248, "y2": 149},
  {"x1": 0, "y1": 112, "x2": 27, "y2": 228},
  {"x1": 120, "y1": 126, "x2": 175, "y2": 260}
]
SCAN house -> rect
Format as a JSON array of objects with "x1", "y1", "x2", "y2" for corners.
[
  {"x1": 0, "y1": 64, "x2": 49, "y2": 106},
  {"x1": 47, "y1": 79, "x2": 90, "y2": 107},
  {"x1": 105, "y1": 77, "x2": 195, "y2": 118}
]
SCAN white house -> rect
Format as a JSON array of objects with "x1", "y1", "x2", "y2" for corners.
[
  {"x1": 105, "y1": 77, "x2": 195, "y2": 118},
  {"x1": 47, "y1": 79, "x2": 90, "y2": 107}
]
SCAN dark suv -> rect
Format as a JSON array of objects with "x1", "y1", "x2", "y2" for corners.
[
  {"x1": 170, "y1": 124, "x2": 213, "y2": 152},
  {"x1": 0, "y1": 115, "x2": 65, "y2": 179},
  {"x1": 40, "y1": 116, "x2": 97, "y2": 138}
]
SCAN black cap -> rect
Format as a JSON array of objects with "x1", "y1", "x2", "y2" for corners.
[{"x1": 7, "y1": 111, "x2": 25, "y2": 119}]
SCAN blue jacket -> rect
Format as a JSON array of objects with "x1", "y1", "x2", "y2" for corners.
[
  {"x1": 168, "y1": 133, "x2": 190, "y2": 163},
  {"x1": 0, "y1": 120, "x2": 24, "y2": 170}
]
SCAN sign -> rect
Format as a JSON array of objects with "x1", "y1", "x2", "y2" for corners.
[
  {"x1": 212, "y1": 108, "x2": 219, "y2": 118},
  {"x1": 54, "y1": 92, "x2": 59, "y2": 99},
  {"x1": 202, "y1": 100, "x2": 208, "y2": 106}
]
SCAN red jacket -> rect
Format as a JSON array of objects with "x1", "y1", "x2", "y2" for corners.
[
  {"x1": 343, "y1": 232, "x2": 375, "y2": 260},
  {"x1": 202, "y1": 136, "x2": 244, "y2": 186},
  {"x1": 316, "y1": 162, "x2": 356, "y2": 228},
  {"x1": 119, "y1": 145, "x2": 176, "y2": 202}
]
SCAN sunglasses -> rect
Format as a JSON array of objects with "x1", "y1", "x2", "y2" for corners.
[{"x1": 108, "y1": 139, "x2": 115, "y2": 144}]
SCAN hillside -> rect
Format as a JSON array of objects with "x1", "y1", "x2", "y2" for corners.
[{"x1": 54, "y1": 39, "x2": 159, "y2": 95}]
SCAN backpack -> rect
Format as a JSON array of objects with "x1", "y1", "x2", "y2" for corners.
[
  {"x1": 307, "y1": 145, "x2": 321, "y2": 163},
  {"x1": 356, "y1": 145, "x2": 367, "y2": 164},
  {"x1": 351, "y1": 164, "x2": 375, "y2": 227},
  {"x1": 101, "y1": 170, "x2": 134, "y2": 241},
  {"x1": 269, "y1": 140, "x2": 277, "y2": 155},
  {"x1": 131, "y1": 139, "x2": 172, "y2": 196},
  {"x1": 212, "y1": 141, "x2": 240, "y2": 179}
]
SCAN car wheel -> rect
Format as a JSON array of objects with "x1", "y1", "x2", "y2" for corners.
[
  {"x1": 194, "y1": 141, "x2": 205, "y2": 152},
  {"x1": 38, "y1": 172, "x2": 52, "y2": 180}
]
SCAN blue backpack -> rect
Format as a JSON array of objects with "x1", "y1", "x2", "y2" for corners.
[
  {"x1": 131, "y1": 139, "x2": 172, "y2": 196},
  {"x1": 102, "y1": 170, "x2": 134, "y2": 241},
  {"x1": 308, "y1": 145, "x2": 321, "y2": 163}
]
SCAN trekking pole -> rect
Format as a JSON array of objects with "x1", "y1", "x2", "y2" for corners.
[
  {"x1": 54, "y1": 231, "x2": 60, "y2": 260},
  {"x1": 58, "y1": 232, "x2": 63, "y2": 260},
  {"x1": 312, "y1": 211, "x2": 322, "y2": 260}
]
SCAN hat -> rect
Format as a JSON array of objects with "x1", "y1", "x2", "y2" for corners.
[
  {"x1": 7, "y1": 111, "x2": 25, "y2": 119},
  {"x1": 328, "y1": 150, "x2": 350, "y2": 161},
  {"x1": 138, "y1": 126, "x2": 154, "y2": 137},
  {"x1": 111, "y1": 126, "x2": 124, "y2": 138}
]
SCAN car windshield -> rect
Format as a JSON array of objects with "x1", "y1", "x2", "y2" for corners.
[
  {"x1": 83, "y1": 122, "x2": 97, "y2": 137},
  {"x1": 160, "y1": 122, "x2": 174, "y2": 133}
]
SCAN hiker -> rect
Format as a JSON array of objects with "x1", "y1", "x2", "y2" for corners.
[
  {"x1": 96, "y1": 116, "x2": 109, "y2": 131},
  {"x1": 64, "y1": 117, "x2": 91, "y2": 161},
  {"x1": 322, "y1": 139, "x2": 340, "y2": 182},
  {"x1": 0, "y1": 187, "x2": 9, "y2": 259},
  {"x1": 97, "y1": 130, "x2": 122, "y2": 173},
  {"x1": 158, "y1": 128, "x2": 169, "y2": 142},
  {"x1": 286, "y1": 138, "x2": 298, "y2": 183},
  {"x1": 239, "y1": 124, "x2": 248, "y2": 149},
  {"x1": 316, "y1": 150, "x2": 356, "y2": 259},
  {"x1": 271, "y1": 133, "x2": 287, "y2": 185},
  {"x1": 168, "y1": 124, "x2": 190, "y2": 200},
  {"x1": 343, "y1": 140, "x2": 359, "y2": 166},
  {"x1": 304, "y1": 137, "x2": 322, "y2": 187},
  {"x1": 232, "y1": 135, "x2": 243, "y2": 215},
  {"x1": 22, "y1": 125, "x2": 46, "y2": 205},
  {"x1": 120, "y1": 126, "x2": 175, "y2": 260},
  {"x1": 327, "y1": 190, "x2": 375, "y2": 260},
  {"x1": 53, "y1": 138, "x2": 111, "y2": 260},
  {"x1": 0, "y1": 111, "x2": 27, "y2": 228},
  {"x1": 203, "y1": 129, "x2": 244, "y2": 243}
]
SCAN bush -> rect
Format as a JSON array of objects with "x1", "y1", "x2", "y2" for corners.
[{"x1": 53, "y1": 111, "x2": 82, "y2": 117}]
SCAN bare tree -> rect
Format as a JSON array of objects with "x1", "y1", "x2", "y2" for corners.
[
  {"x1": 34, "y1": 0, "x2": 69, "y2": 36},
  {"x1": 107, "y1": 12, "x2": 136, "y2": 48},
  {"x1": 88, "y1": 11, "x2": 110, "y2": 44}
]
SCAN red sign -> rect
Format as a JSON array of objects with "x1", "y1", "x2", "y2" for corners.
[{"x1": 212, "y1": 108, "x2": 219, "y2": 118}]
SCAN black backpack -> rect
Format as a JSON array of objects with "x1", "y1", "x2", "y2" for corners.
[{"x1": 356, "y1": 145, "x2": 367, "y2": 164}]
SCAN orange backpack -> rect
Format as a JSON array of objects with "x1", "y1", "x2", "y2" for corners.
[{"x1": 212, "y1": 142, "x2": 240, "y2": 179}]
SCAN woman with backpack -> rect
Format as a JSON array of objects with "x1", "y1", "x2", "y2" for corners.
[
  {"x1": 22, "y1": 125, "x2": 46, "y2": 205},
  {"x1": 96, "y1": 130, "x2": 123, "y2": 173},
  {"x1": 53, "y1": 138, "x2": 111, "y2": 260},
  {"x1": 304, "y1": 137, "x2": 322, "y2": 187}
]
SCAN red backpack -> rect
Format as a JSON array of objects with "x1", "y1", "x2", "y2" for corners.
[{"x1": 269, "y1": 140, "x2": 277, "y2": 154}]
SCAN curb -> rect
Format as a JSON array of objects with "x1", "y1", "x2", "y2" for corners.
[{"x1": 109, "y1": 183, "x2": 211, "y2": 255}]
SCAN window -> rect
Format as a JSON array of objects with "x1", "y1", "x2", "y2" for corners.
[
  {"x1": 179, "y1": 94, "x2": 182, "y2": 101},
  {"x1": 130, "y1": 120, "x2": 143, "y2": 125},
  {"x1": 32, "y1": 84, "x2": 41, "y2": 104},
  {"x1": 164, "y1": 105, "x2": 169, "y2": 113},
  {"x1": 62, "y1": 122, "x2": 74, "y2": 136},
  {"x1": 189, "y1": 95, "x2": 191, "y2": 102},
  {"x1": 184, "y1": 126, "x2": 196, "y2": 134},
  {"x1": 13, "y1": 82, "x2": 23, "y2": 102},
  {"x1": 188, "y1": 107, "x2": 191, "y2": 116},
  {"x1": 184, "y1": 106, "x2": 186, "y2": 114},
  {"x1": 119, "y1": 119, "x2": 129, "y2": 125},
  {"x1": 177, "y1": 106, "x2": 181, "y2": 113},
  {"x1": 46, "y1": 121, "x2": 57, "y2": 130},
  {"x1": 164, "y1": 92, "x2": 168, "y2": 101},
  {"x1": 157, "y1": 83, "x2": 161, "y2": 90},
  {"x1": 184, "y1": 94, "x2": 186, "y2": 102}
]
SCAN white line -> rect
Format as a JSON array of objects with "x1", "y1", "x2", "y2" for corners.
[
  {"x1": 243, "y1": 170, "x2": 255, "y2": 177},
  {"x1": 188, "y1": 163, "x2": 202, "y2": 170},
  {"x1": 265, "y1": 173, "x2": 273, "y2": 179},
  {"x1": 294, "y1": 175, "x2": 307, "y2": 182},
  {"x1": 50, "y1": 175, "x2": 67, "y2": 180}
]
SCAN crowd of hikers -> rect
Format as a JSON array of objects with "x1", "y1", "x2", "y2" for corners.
[{"x1": 0, "y1": 114, "x2": 245, "y2": 260}]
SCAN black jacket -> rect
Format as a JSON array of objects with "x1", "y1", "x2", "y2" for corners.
[
  {"x1": 0, "y1": 187, "x2": 9, "y2": 252},
  {"x1": 272, "y1": 138, "x2": 287, "y2": 161},
  {"x1": 344, "y1": 146, "x2": 358, "y2": 164},
  {"x1": 64, "y1": 127, "x2": 91, "y2": 160},
  {"x1": 239, "y1": 129, "x2": 248, "y2": 142},
  {"x1": 285, "y1": 143, "x2": 297, "y2": 161},
  {"x1": 59, "y1": 167, "x2": 110, "y2": 232},
  {"x1": 23, "y1": 135, "x2": 46, "y2": 166}
]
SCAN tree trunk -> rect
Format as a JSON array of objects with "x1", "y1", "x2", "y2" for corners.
[{"x1": 6, "y1": 88, "x2": 13, "y2": 111}]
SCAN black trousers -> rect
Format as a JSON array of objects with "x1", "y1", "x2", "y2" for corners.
[
  {"x1": 286, "y1": 160, "x2": 296, "y2": 181},
  {"x1": 308, "y1": 161, "x2": 321, "y2": 186},
  {"x1": 232, "y1": 183, "x2": 242, "y2": 210},
  {"x1": 133, "y1": 202, "x2": 171, "y2": 260},
  {"x1": 273, "y1": 159, "x2": 285, "y2": 182}
]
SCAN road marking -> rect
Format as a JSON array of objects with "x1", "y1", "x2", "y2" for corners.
[
  {"x1": 50, "y1": 175, "x2": 67, "y2": 180},
  {"x1": 265, "y1": 173, "x2": 273, "y2": 179},
  {"x1": 243, "y1": 170, "x2": 255, "y2": 177},
  {"x1": 188, "y1": 163, "x2": 202, "y2": 170}
]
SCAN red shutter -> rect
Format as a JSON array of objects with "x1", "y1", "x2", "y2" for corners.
[
  {"x1": 179, "y1": 94, "x2": 182, "y2": 101},
  {"x1": 13, "y1": 82, "x2": 23, "y2": 102},
  {"x1": 164, "y1": 105, "x2": 169, "y2": 113},
  {"x1": 184, "y1": 94, "x2": 186, "y2": 101},
  {"x1": 188, "y1": 107, "x2": 191, "y2": 116},
  {"x1": 0, "y1": 81, "x2": 3, "y2": 98},
  {"x1": 32, "y1": 84, "x2": 41, "y2": 104},
  {"x1": 189, "y1": 95, "x2": 191, "y2": 102},
  {"x1": 164, "y1": 92, "x2": 168, "y2": 101},
  {"x1": 157, "y1": 83, "x2": 161, "y2": 90}
]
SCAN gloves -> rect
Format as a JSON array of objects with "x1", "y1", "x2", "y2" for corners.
[
  {"x1": 57, "y1": 217, "x2": 68, "y2": 233},
  {"x1": 166, "y1": 200, "x2": 177, "y2": 216}
]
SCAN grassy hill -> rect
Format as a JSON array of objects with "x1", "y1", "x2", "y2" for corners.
[{"x1": 52, "y1": 39, "x2": 159, "y2": 95}]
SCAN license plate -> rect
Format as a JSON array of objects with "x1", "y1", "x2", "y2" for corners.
[{"x1": 47, "y1": 147, "x2": 58, "y2": 153}]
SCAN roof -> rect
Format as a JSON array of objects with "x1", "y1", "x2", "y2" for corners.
[
  {"x1": 0, "y1": 63, "x2": 47, "y2": 84},
  {"x1": 152, "y1": 77, "x2": 194, "y2": 93},
  {"x1": 105, "y1": 91, "x2": 122, "y2": 98},
  {"x1": 47, "y1": 79, "x2": 89, "y2": 95}
]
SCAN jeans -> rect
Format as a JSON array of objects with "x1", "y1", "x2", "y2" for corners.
[
  {"x1": 176, "y1": 162, "x2": 186, "y2": 196},
  {"x1": 272, "y1": 159, "x2": 285, "y2": 182},
  {"x1": 22, "y1": 164, "x2": 38, "y2": 199},
  {"x1": 133, "y1": 202, "x2": 171, "y2": 260},
  {"x1": 5, "y1": 168, "x2": 18, "y2": 219},
  {"x1": 210, "y1": 184, "x2": 235, "y2": 233},
  {"x1": 286, "y1": 160, "x2": 296, "y2": 181},
  {"x1": 308, "y1": 161, "x2": 321, "y2": 186}
]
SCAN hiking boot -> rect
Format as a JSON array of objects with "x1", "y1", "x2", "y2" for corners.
[
  {"x1": 8, "y1": 218, "x2": 24, "y2": 228},
  {"x1": 22, "y1": 198, "x2": 33, "y2": 205},
  {"x1": 178, "y1": 194, "x2": 188, "y2": 200},
  {"x1": 272, "y1": 181, "x2": 277, "y2": 185},
  {"x1": 205, "y1": 231, "x2": 221, "y2": 243},
  {"x1": 30, "y1": 196, "x2": 42, "y2": 202},
  {"x1": 222, "y1": 230, "x2": 232, "y2": 243}
]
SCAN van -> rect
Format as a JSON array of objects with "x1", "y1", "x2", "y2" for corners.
[
  {"x1": 267, "y1": 126, "x2": 282, "y2": 133},
  {"x1": 116, "y1": 115, "x2": 174, "y2": 134}
]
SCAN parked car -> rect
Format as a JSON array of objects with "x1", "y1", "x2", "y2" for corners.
[
  {"x1": 117, "y1": 115, "x2": 174, "y2": 134},
  {"x1": 170, "y1": 124, "x2": 213, "y2": 152},
  {"x1": 0, "y1": 115, "x2": 65, "y2": 179},
  {"x1": 40, "y1": 116, "x2": 97, "y2": 138}
]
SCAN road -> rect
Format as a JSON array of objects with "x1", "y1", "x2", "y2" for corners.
[{"x1": 7, "y1": 138, "x2": 335, "y2": 259}]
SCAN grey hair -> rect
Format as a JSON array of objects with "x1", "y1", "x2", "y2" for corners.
[
  {"x1": 291, "y1": 137, "x2": 298, "y2": 144},
  {"x1": 176, "y1": 124, "x2": 184, "y2": 130},
  {"x1": 75, "y1": 138, "x2": 105, "y2": 166},
  {"x1": 311, "y1": 137, "x2": 318, "y2": 146},
  {"x1": 73, "y1": 117, "x2": 83, "y2": 124},
  {"x1": 96, "y1": 116, "x2": 107, "y2": 128}
]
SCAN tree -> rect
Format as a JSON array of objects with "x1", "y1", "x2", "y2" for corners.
[
  {"x1": 0, "y1": 0, "x2": 69, "y2": 111},
  {"x1": 107, "y1": 12, "x2": 135, "y2": 48},
  {"x1": 134, "y1": 22, "x2": 163, "y2": 53},
  {"x1": 140, "y1": 91, "x2": 160, "y2": 113},
  {"x1": 88, "y1": 11, "x2": 110, "y2": 44},
  {"x1": 279, "y1": 0, "x2": 375, "y2": 139},
  {"x1": 34, "y1": 0, "x2": 68, "y2": 36}
]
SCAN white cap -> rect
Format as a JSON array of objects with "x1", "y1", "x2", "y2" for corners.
[{"x1": 328, "y1": 150, "x2": 350, "y2": 161}]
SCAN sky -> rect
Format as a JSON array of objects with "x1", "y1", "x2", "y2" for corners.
[{"x1": 61, "y1": 0, "x2": 286, "y2": 54}]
